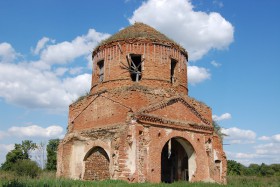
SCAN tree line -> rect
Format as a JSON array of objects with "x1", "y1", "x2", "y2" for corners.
[
  {"x1": 227, "y1": 160, "x2": 280, "y2": 176},
  {"x1": 0, "y1": 139, "x2": 59, "y2": 178}
]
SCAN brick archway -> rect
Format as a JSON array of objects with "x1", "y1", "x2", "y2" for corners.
[
  {"x1": 161, "y1": 137, "x2": 196, "y2": 183},
  {"x1": 83, "y1": 146, "x2": 110, "y2": 180}
]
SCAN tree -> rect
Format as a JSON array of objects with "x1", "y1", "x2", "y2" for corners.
[
  {"x1": 20, "y1": 140, "x2": 37, "y2": 159},
  {"x1": 1, "y1": 140, "x2": 37, "y2": 171},
  {"x1": 227, "y1": 160, "x2": 245, "y2": 175},
  {"x1": 46, "y1": 139, "x2": 60, "y2": 170},
  {"x1": 11, "y1": 159, "x2": 41, "y2": 178}
]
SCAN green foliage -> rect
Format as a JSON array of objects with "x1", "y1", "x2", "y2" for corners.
[
  {"x1": 1, "y1": 149, "x2": 25, "y2": 170},
  {"x1": 20, "y1": 140, "x2": 37, "y2": 159},
  {"x1": 1, "y1": 170, "x2": 280, "y2": 187},
  {"x1": 228, "y1": 160, "x2": 280, "y2": 177},
  {"x1": 46, "y1": 139, "x2": 60, "y2": 171},
  {"x1": 11, "y1": 159, "x2": 41, "y2": 178},
  {"x1": 1, "y1": 140, "x2": 37, "y2": 171},
  {"x1": 227, "y1": 160, "x2": 246, "y2": 175}
]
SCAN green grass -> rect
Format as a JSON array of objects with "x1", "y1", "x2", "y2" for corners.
[{"x1": 1, "y1": 171, "x2": 280, "y2": 187}]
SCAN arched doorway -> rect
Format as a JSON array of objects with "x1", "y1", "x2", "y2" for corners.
[
  {"x1": 161, "y1": 137, "x2": 196, "y2": 183},
  {"x1": 83, "y1": 146, "x2": 110, "y2": 180}
]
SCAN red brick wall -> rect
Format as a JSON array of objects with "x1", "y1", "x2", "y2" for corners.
[{"x1": 84, "y1": 147, "x2": 110, "y2": 180}]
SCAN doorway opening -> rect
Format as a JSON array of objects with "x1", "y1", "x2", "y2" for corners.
[{"x1": 161, "y1": 137, "x2": 195, "y2": 183}]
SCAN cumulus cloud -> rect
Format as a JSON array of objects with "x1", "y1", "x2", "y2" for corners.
[
  {"x1": 0, "y1": 42, "x2": 18, "y2": 63},
  {"x1": 258, "y1": 134, "x2": 280, "y2": 142},
  {"x1": 255, "y1": 143, "x2": 280, "y2": 155},
  {"x1": 258, "y1": 136, "x2": 271, "y2": 141},
  {"x1": 226, "y1": 133, "x2": 280, "y2": 165},
  {"x1": 0, "y1": 28, "x2": 109, "y2": 110},
  {"x1": 39, "y1": 29, "x2": 110, "y2": 65},
  {"x1": 222, "y1": 127, "x2": 256, "y2": 144},
  {"x1": 0, "y1": 61, "x2": 91, "y2": 110},
  {"x1": 272, "y1": 134, "x2": 280, "y2": 142},
  {"x1": 32, "y1": 37, "x2": 54, "y2": 55},
  {"x1": 213, "y1": 113, "x2": 232, "y2": 121},
  {"x1": 188, "y1": 65, "x2": 211, "y2": 85},
  {"x1": 129, "y1": 0, "x2": 234, "y2": 61},
  {"x1": 7, "y1": 125, "x2": 64, "y2": 138}
]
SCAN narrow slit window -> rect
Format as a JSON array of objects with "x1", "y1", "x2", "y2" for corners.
[
  {"x1": 171, "y1": 59, "x2": 177, "y2": 83},
  {"x1": 130, "y1": 54, "x2": 142, "y2": 82},
  {"x1": 97, "y1": 60, "x2": 104, "y2": 82}
]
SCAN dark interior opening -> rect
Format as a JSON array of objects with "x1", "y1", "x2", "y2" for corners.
[
  {"x1": 171, "y1": 59, "x2": 177, "y2": 83},
  {"x1": 97, "y1": 60, "x2": 104, "y2": 82},
  {"x1": 130, "y1": 55, "x2": 142, "y2": 82},
  {"x1": 161, "y1": 138, "x2": 189, "y2": 183}
]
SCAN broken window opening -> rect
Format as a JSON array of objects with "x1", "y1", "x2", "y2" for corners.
[
  {"x1": 120, "y1": 54, "x2": 144, "y2": 82},
  {"x1": 130, "y1": 54, "x2": 142, "y2": 82},
  {"x1": 171, "y1": 59, "x2": 177, "y2": 84},
  {"x1": 97, "y1": 60, "x2": 104, "y2": 82}
]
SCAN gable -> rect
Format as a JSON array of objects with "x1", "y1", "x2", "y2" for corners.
[
  {"x1": 139, "y1": 97, "x2": 211, "y2": 126},
  {"x1": 149, "y1": 101, "x2": 203, "y2": 124}
]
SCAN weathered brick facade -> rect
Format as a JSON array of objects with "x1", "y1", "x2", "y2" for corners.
[{"x1": 57, "y1": 23, "x2": 227, "y2": 184}]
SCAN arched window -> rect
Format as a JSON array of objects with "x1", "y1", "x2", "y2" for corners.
[{"x1": 97, "y1": 60, "x2": 104, "y2": 82}]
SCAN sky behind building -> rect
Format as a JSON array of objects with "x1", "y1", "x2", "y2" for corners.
[{"x1": 0, "y1": 0, "x2": 280, "y2": 166}]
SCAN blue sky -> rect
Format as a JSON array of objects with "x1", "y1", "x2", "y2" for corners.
[{"x1": 0, "y1": 0, "x2": 280, "y2": 166}]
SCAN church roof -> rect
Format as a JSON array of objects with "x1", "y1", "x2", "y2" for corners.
[{"x1": 95, "y1": 22, "x2": 186, "y2": 54}]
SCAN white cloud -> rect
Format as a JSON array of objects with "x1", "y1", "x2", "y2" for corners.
[
  {"x1": 258, "y1": 134, "x2": 280, "y2": 142},
  {"x1": 8, "y1": 125, "x2": 64, "y2": 138},
  {"x1": 0, "y1": 28, "x2": 107, "y2": 110},
  {"x1": 0, "y1": 144, "x2": 14, "y2": 164},
  {"x1": 39, "y1": 29, "x2": 110, "y2": 65},
  {"x1": 210, "y1": 60, "x2": 221, "y2": 67},
  {"x1": 272, "y1": 134, "x2": 280, "y2": 142},
  {"x1": 32, "y1": 37, "x2": 54, "y2": 55},
  {"x1": 255, "y1": 143, "x2": 280, "y2": 155},
  {"x1": 222, "y1": 127, "x2": 256, "y2": 144},
  {"x1": 0, "y1": 144, "x2": 14, "y2": 152},
  {"x1": 129, "y1": 0, "x2": 234, "y2": 61},
  {"x1": 0, "y1": 131, "x2": 7, "y2": 139},
  {"x1": 69, "y1": 67, "x2": 83, "y2": 75},
  {"x1": 213, "y1": 113, "x2": 231, "y2": 121},
  {"x1": 0, "y1": 42, "x2": 18, "y2": 63},
  {"x1": 258, "y1": 136, "x2": 271, "y2": 141},
  {"x1": 188, "y1": 65, "x2": 211, "y2": 85},
  {"x1": 0, "y1": 62, "x2": 91, "y2": 110},
  {"x1": 55, "y1": 67, "x2": 68, "y2": 76},
  {"x1": 226, "y1": 133, "x2": 280, "y2": 165}
]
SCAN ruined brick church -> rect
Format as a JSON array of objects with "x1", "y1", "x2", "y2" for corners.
[{"x1": 57, "y1": 23, "x2": 227, "y2": 184}]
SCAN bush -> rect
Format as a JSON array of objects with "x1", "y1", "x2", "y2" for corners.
[{"x1": 11, "y1": 159, "x2": 41, "y2": 178}]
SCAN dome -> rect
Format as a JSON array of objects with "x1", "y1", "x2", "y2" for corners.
[{"x1": 94, "y1": 22, "x2": 186, "y2": 55}]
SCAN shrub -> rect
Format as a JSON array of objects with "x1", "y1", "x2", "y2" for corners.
[{"x1": 11, "y1": 159, "x2": 41, "y2": 178}]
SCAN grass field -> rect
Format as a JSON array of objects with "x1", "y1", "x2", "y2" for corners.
[{"x1": 1, "y1": 171, "x2": 280, "y2": 187}]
